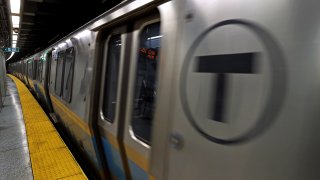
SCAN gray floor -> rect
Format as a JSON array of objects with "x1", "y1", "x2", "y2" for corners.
[{"x1": 0, "y1": 77, "x2": 33, "y2": 180}]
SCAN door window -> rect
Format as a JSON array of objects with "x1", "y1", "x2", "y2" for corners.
[
  {"x1": 103, "y1": 35, "x2": 122, "y2": 122},
  {"x1": 55, "y1": 51, "x2": 65, "y2": 96},
  {"x1": 62, "y1": 47, "x2": 75, "y2": 102},
  {"x1": 131, "y1": 22, "x2": 161, "y2": 144}
]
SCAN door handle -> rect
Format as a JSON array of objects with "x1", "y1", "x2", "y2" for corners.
[{"x1": 170, "y1": 133, "x2": 184, "y2": 150}]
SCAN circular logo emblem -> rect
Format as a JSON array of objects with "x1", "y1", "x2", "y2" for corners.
[{"x1": 180, "y1": 19, "x2": 286, "y2": 145}]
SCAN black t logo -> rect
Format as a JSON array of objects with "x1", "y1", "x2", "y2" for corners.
[{"x1": 196, "y1": 52, "x2": 258, "y2": 122}]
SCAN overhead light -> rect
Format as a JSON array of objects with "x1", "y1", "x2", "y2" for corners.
[
  {"x1": 12, "y1": 40, "x2": 17, "y2": 43},
  {"x1": 12, "y1": 43, "x2": 17, "y2": 47},
  {"x1": 12, "y1": 15, "x2": 19, "y2": 24},
  {"x1": 6, "y1": 52, "x2": 15, "y2": 61},
  {"x1": 13, "y1": 31, "x2": 18, "y2": 35},
  {"x1": 12, "y1": 34, "x2": 18, "y2": 40},
  {"x1": 12, "y1": 15, "x2": 20, "y2": 28},
  {"x1": 10, "y1": 0, "x2": 21, "y2": 14},
  {"x1": 13, "y1": 23, "x2": 19, "y2": 28}
]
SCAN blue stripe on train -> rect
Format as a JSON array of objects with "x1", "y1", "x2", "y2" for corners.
[
  {"x1": 101, "y1": 138, "x2": 126, "y2": 180},
  {"x1": 128, "y1": 159, "x2": 148, "y2": 180},
  {"x1": 101, "y1": 137, "x2": 149, "y2": 180}
]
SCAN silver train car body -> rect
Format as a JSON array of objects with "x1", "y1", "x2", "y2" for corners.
[{"x1": 9, "y1": 0, "x2": 320, "y2": 179}]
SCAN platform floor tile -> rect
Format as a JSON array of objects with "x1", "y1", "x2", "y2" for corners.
[{"x1": 9, "y1": 75, "x2": 87, "y2": 180}]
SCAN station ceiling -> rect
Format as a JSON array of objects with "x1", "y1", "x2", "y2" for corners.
[{"x1": 1, "y1": 0, "x2": 122, "y2": 63}]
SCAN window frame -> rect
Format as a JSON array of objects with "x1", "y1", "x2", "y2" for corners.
[
  {"x1": 28, "y1": 60, "x2": 33, "y2": 79},
  {"x1": 129, "y1": 19, "x2": 162, "y2": 145},
  {"x1": 33, "y1": 59, "x2": 38, "y2": 80},
  {"x1": 100, "y1": 34, "x2": 124, "y2": 123},
  {"x1": 38, "y1": 60, "x2": 42, "y2": 82},
  {"x1": 61, "y1": 47, "x2": 76, "y2": 103},
  {"x1": 54, "y1": 50, "x2": 66, "y2": 96}
]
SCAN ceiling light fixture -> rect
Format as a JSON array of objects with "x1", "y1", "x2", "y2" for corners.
[
  {"x1": 12, "y1": 15, "x2": 20, "y2": 28},
  {"x1": 12, "y1": 15, "x2": 19, "y2": 24},
  {"x1": 10, "y1": 0, "x2": 21, "y2": 14},
  {"x1": 12, "y1": 34, "x2": 18, "y2": 40}
]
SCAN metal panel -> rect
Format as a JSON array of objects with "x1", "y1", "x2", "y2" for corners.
[
  {"x1": 165, "y1": 0, "x2": 320, "y2": 179},
  {"x1": 149, "y1": 1, "x2": 181, "y2": 179}
]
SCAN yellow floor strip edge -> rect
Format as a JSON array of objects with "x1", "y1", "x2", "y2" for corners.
[{"x1": 9, "y1": 75, "x2": 88, "y2": 180}]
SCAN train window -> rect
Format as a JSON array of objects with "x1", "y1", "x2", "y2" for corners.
[
  {"x1": 62, "y1": 47, "x2": 75, "y2": 102},
  {"x1": 33, "y1": 60, "x2": 37, "y2": 80},
  {"x1": 102, "y1": 35, "x2": 122, "y2": 123},
  {"x1": 27, "y1": 62, "x2": 30, "y2": 78},
  {"x1": 40, "y1": 61, "x2": 43, "y2": 82},
  {"x1": 37, "y1": 61, "x2": 39, "y2": 80},
  {"x1": 28, "y1": 61, "x2": 33, "y2": 79},
  {"x1": 131, "y1": 22, "x2": 161, "y2": 144},
  {"x1": 25, "y1": 63, "x2": 28, "y2": 77},
  {"x1": 38, "y1": 61, "x2": 42, "y2": 81},
  {"x1": 55, "y1": 51, "x2": 65, "y2": 96}
]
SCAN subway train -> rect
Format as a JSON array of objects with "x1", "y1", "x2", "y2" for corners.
[{"x1": 8, "y1": 0, "x2": 320, "y2": 179}]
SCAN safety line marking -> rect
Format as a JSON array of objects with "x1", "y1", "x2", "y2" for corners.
[{"x1": 9, "y1": 75, "x2": 88, "y2": 180}]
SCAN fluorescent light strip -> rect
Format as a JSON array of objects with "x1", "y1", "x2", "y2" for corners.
[
  {"x1": 12, "y1": 15, "x2": 20, "y2": 25},
  {"x1": 10, "y1": 0, "x2": 20, "y2": 14},
  {"x1": 6, "y1": 52, "x2": 15, "y2": 61},
  {"x1": 12, "y1": 35, "x2": 17, "y2": 40},
  {"x1": 13, "y1": 23, "x2": 19, "y2": 28}
]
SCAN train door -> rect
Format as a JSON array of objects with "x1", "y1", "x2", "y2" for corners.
[
  {"x1": 96, "y1": 10, "x2": 165, "y2": 179},
  {"x1": 26, "y1": 59, "x2": 32, "y2": 87},
  {"x1": 34, "y1": 59, "x2": 42, "y2": 98},
  {"x1": 44, "y1": 52, "x2": 53, "y2": 112},
  {"x1": 32, "y1": 59, "x2": 38, "y2": 90},
  {"x1": 122, "y1": 13, "x2": 163, "y2": 180},
  {"x1": 48, "y1": 51, "x2": 57, "y2": 96},
  {"x1": 28, "y1": 58, "x2": 37, "y2": 90},
  {"x1": 97, "y1": 26, "x2": 131, "y2": 180},
  {"x1": 23, "y1": 61, "x2": 28, "y2": 84}
]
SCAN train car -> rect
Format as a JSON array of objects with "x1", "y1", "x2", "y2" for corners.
[{"x1": 9, "y1": 0, "x2": 320, "y2": 180}]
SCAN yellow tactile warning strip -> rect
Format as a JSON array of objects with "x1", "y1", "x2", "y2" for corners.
[{"x1": 9, "y1": 75, "x2": 88, "y2": 180}]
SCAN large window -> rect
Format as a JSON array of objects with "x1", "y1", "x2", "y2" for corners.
[
  {"x1": 55, "y1": 51, "x2": 65, "y2": 96},
  {"x1": 62, "y1": 47, "x2": 75, "y2": 102},
  {"x1": 131, "y1": 22, "x2": 161, "y2": 144},
  {"x1": 33, "y1": 60, "x2": 38, "y2": 80},
  {"x1": 27, "y1": 61, "x2": 31, "y2": 78},
  {"x1": 28, "y1": 61, "x2": 33, "y2": 79},
  {"x1": 37, "y1": 60, "x2": 43, "y2": 82},
  {"x1": 103, "y1": 35, "x2": 122, "y2": 122}
]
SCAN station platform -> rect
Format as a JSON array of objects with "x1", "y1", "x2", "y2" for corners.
[{"x1": 0, "y1": 75, "x2": 87, "y2": 180}]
